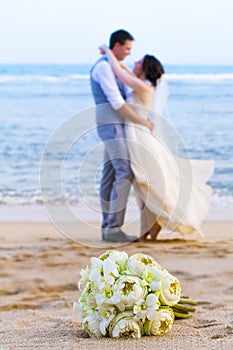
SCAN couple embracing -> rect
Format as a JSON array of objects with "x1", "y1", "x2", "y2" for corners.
[{"x1": 90, "y1": 29, "x2": 214, "y2": 243}]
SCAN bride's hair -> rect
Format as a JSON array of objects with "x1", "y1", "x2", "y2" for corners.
[{"x1": 142, "y1": 55, "x2": 164, "y2": 86}]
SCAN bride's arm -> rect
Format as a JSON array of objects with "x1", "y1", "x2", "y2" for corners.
[
  {"x1": 100, "y1": 45, "x2": 149, "y2": 92},
  {"x1": 119, "y1": 61, "x2": 136, "y2": 77}
]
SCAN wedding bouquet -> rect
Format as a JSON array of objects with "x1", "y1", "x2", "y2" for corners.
[{"x1": 74, "y1": 251, "x2": 196, "y2": 339}]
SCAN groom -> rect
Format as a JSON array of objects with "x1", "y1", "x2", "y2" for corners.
[{"x1": 90, "y1": 29, "x2": 152, "y2": 243}]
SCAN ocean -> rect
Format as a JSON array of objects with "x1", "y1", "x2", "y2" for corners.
[{"x1": 1, "y1": 64, "x2": 233, "y2": 221}]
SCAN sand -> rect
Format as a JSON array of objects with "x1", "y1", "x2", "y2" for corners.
[{"x1": 0, "y1": 221, "x2": 233, "y2": 349}]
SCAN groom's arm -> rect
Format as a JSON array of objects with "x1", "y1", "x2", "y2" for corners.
[
  {"x1": 117, "y1": 103, "x2": 153, "y2": 131},
  {"x1": 92, "y1": 60, "x2": 153, "y2": 131},
  {"x1": 92, "y1": 60, "x2": 125, "y2": 109}
]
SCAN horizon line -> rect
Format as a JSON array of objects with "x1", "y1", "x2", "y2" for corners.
[{"x1": 0, "y1": 62, "x2": 233, "y2": 66}]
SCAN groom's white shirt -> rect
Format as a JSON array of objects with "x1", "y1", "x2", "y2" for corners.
[{"x1": 91, "y1": 59, "x2": 125, "y2": 110}]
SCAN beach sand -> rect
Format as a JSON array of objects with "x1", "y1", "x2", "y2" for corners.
[{"x1": 0, "y1": 221, "x2": 233, "y2": 349}]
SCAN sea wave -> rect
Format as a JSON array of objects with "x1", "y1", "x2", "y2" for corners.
[
  {"x1": 0, "y1": 188, "x2": 233, "y2": 207},
  {"x1": 0, "y1": 74, "x2": 90, "y2": 83},
  {"x1": 1, "y1": 73, "x2": 233, "y2": 83},
  {"x1": 166, "y1": 73, "x2": 233, "y2": 82}
]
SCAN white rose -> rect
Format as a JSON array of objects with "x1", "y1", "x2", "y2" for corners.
[
  {"x1": 109, "y1": 311, "x2": 142, "y2": 338},
  {"x1": 144, "y1": 307, "x2": 174, "y2": 336},
  {"x1": 112, "y1": 276, "x2": 147, "y2": 310},
  {"x1": 128, "y1": 253, "x2": 162, "y2": 276},
  {"x1": 160, "y1": 272, "x2": 181, "y2": 306}
]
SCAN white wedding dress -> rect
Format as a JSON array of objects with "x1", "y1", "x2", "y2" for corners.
[{"x1": 125, "y1": 79, "x2": 214, "y2": 237}]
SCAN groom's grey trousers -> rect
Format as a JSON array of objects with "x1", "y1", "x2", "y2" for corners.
[
  {"x1": 97, "y1": 123, "x2": 133, "y2": 233},
  {"x1": 90, "y1": 56, "x2": 133, "y2": 234}
]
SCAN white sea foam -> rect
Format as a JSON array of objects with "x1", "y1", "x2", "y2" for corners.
[
  {"x1": 0, "y1": 197, "x2": 232, "y2": 222},
  {"x1": 166, "y1": 73, "x2": 233, "y2": 82},
  {"x1": 0, "y1": 74, "x2": 90, "y2": 83},
  {"x1": 0, "y1": 73, "x2": 233, "y2": 83}
]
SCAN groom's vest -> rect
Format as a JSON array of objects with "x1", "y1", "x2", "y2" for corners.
[{"x1": 90, "y1": 56, "x2": 126, "y2": 124}]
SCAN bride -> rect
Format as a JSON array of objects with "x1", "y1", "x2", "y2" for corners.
[{"x1": 100, "y1": 45, "x2": 214, "y2": 240}]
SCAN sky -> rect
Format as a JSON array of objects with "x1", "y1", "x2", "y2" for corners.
[{"x1": 0, "y1": 0, "x2": 233, "y2": 65}]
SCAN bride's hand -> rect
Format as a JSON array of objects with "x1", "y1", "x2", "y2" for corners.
[
  {"x1": 99, "y1": 44, "x2": 108, "y2": 55},
  {"x1": 146, "y1": 120, "x2": 154, "y2": 132}
]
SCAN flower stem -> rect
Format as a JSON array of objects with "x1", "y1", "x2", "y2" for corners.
[
  {"x1": 179, "y1": 298, "x2": 197, "y2": 305},
  {"x1": 173, "y1": 311, "x2": 192, "y2": 319},
  {"x1": 172, "y1": 303, "x2": 196, "y2": 313}
]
